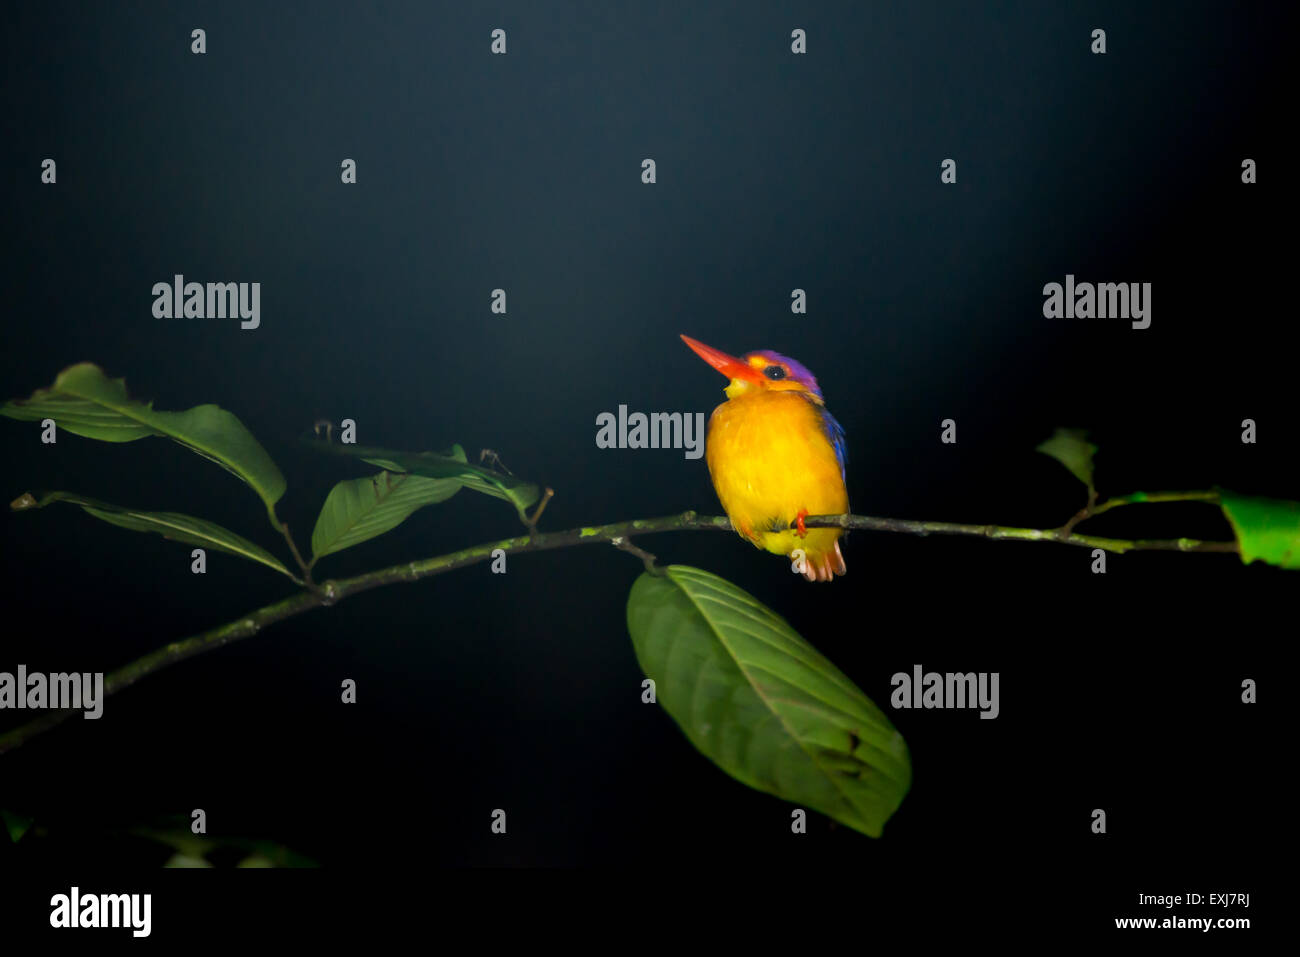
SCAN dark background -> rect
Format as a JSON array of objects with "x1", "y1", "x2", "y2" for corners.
[{"x1": 0, "y1": 0, "x2": 1283, "y2": 924}]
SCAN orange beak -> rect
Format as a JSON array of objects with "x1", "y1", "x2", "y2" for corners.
[{"x1": 680, "y1": 335, "x2": 762, "y2": 383}]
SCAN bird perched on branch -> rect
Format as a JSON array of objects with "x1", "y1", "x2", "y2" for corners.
[{"x1": 681, "y1": 335, "x2": 849, "y2": 582}]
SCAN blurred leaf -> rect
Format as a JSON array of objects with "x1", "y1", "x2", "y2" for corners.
[
  {"x1": 0, "y1": 363, "x2": 286, "y2": 518},
  {"x1": 626, "y1": 565, "x2": 911, "y2": 838},
  {"x1": 311, "y1": 470, "x2": 462, "y2": 562},
  {"x1": 304, "y1": 438, "x2": 540, "y2": 520},
  {"x1": 135, "y1": 828, "x2": 215, "y2": 860},
  {"x1": 11, "y1": 490, "x2": 295, "y2": 580},
  {"x1": 1218, "y1": 489, "x2": 1300, "y2": 570},
  {"x1": 240, "y1": 839, "x2": 316, "y2": 867},
  {"x1": 1036, "y1": 428, "x2": 1098, "y2": 493},
  {"x1": 1, "y1": 809, "x2": 34, "y2": 843},
  {"x1": 135, "y1": 826, "x2": 315, "y2": 867}
]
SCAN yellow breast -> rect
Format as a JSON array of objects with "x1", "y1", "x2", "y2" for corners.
[{"x1": 704, "y1": 390, "x2": 849, "y2": 561}]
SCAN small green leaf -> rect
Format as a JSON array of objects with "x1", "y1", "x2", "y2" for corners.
[
  {"x1": 1036, "y1": 427, "x2": 1098, "y2": 493},
  {"x1": 627, "y1": 565, "x2": 911, "y2": 838},
  {"x1": 311, "y1": 470, "x2": 462, "y2": 562},
  {"x1": 11, "y1": 491, "x2": 296, "y2": 580},
  {"x1": 1, "y1": 809, "x2": 34, "y2": 843},
  {"x1": 0, "y1": 364, "x2": 287, "y2": 521},
  {"x1": 305, "y1": 438, "x2": 540, "y2": 520},
  {"x1": 1218, "y1": 489, "x2": 1300, "y2": 570}
]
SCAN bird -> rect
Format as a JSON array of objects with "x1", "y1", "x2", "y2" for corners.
[{"x1": 681, "y1": 334, "x2": 849, "y2": 582}]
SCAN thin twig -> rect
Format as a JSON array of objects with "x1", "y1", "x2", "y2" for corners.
[{"x1": 1060, "y1": 489, "x2": 1217, "y2": 540}]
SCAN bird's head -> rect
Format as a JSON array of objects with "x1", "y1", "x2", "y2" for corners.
[{"x1": 680, "y1": 335, "x2": 823, "y2": 402}]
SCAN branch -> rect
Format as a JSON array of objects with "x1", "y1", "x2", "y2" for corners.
[{"x1": 0, "y1": 505, "x2": 1237, "y2": 754}]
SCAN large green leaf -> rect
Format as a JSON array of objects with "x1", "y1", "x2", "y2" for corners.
[
  {"x1": 11, "y1": 491, "x2": 296, "y2": 580},
  {"x1": 311, "y1": 470, "x2": 462, "y2": 562},
  {"x1": 627, "y1": 565, "x2": 911, "y2": 837},
  {"x1": 1218, "y1": 489, "x2": 1300, "y2": 570},
  {"x1": 304, "y1": 438, "x2": 540, "y2": 520},
  {"x1": 1036, "y1": 427, "x2": 1098, "y2": 494},
  {"x1": 0, "y1": 363, "x2": 286, "y2": 519}
]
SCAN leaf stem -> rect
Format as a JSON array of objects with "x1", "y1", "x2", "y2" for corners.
[
  {"x1": 611, "y1": 536, "x2": 662, "y2": 575},
  {"x1": 522, "y1": 486, "x2": 555, "y2": 542},
  {"x1": 277, "y1": 520, "x2": 314, "y2": 586}
]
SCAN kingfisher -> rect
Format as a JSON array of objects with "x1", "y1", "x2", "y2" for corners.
[{"x1": 681, "y1": 335, "x2": 849, "y2": 582}]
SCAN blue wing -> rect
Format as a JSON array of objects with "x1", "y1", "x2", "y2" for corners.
[{"x1": 817, "y1": 404, "x2": 848, "y2": 485}]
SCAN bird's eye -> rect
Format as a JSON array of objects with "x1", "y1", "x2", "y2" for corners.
[{"x1": 763, "y1": 365, "x2": 787, "y2": 380}]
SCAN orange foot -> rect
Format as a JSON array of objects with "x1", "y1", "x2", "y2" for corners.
[{"x1": 795, "y1": 509, "x2": 809, "y2": 538}]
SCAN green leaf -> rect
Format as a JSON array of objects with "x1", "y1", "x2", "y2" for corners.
[
  {"x1": 135, "y1": 829, "x2": 215, "y2": 867},
  {"x1": 134, "y1": 825, "x2": 315, "y2": 867},
  {"x1": 311, "y1": 470, "x2": 462, "y2": 562},
  {"x1": 1036, "y1": 428, "x2": 1098, "y2": 493},
  {"x1": 11, "y1": 491, "x2": 296, "y2": 580},
  {"x1": 1218, "y1": 489, "x2": 1300, "y2": 570},
  {"x1": 304, "y1": 438, "x2": 540, "y2": 520},
  {"x1": 627, "y1": 565, "x2": 911, "y2": 838},
  {"x1": 1, "y1": 363, "x2": 286, "y2": 520},
  {"x1": 1, "y1": 809, "x2": 34, "y2": 844}
]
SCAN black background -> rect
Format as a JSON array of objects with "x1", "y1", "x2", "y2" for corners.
[{"x1": 0, "y1": 0, "x2": 1282, "y2": 934}]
